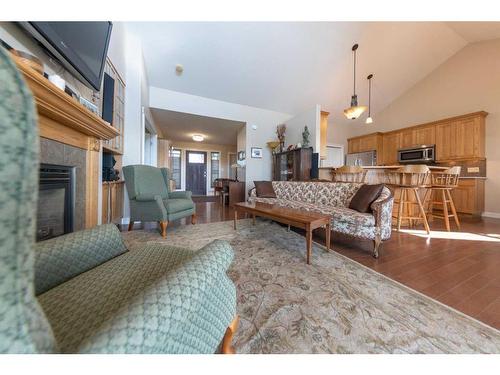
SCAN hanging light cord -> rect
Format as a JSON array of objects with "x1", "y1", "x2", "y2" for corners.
[
  {"x1": 353, "y1": 48, "x2": 356, "y2": 96},
  {"x1": 368, "y1": 76, "x2": 371, "y2": 116}
]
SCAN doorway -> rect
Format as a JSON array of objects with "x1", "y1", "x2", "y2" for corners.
[
  {"x1": 186, "y1": 150, "x2": 207, "y2": 195},
  {"x1": 228, "y1": 152, "x2": 237, "y2": 180}
]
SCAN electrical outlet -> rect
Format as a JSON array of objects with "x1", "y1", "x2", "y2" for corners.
[{"x1": 467, "y1": 167, "x2": 480, "y2": 173}]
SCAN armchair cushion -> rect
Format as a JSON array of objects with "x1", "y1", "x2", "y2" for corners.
[
  {"x1": 169, "y1": 190, "x2": 193, "y2": 200},
  {"x1": 37, "y1": 240, "x2": 236, "y2": 353},
  {"x1": 164, "y1": 198, "x2": 195, "y2": 213},
  {"x1": 34, "y1": 224, "x2": 127, "y2": 295},
  {"x1": 123, "y1": 165, "x2": 169, "y2": 200}
]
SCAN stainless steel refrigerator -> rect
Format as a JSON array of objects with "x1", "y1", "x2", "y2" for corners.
[{"x1": 345, "y1": 150, "x2": 377, "y2": 166}]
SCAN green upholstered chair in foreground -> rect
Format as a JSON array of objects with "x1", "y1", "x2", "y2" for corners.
[
  {"x1": 0, "y1": 47, "x2": 237, "y2": 353},
  {"x1": 123, "y1": 165, "x2": 196, "y2": 238}
]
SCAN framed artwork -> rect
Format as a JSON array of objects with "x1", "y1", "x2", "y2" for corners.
[
  {"x1": 251, "y1": 147, "x2": 263, "y2": 158},
  {"x1": 238, "y1": 151, "x2": 246, "y2": 161}
]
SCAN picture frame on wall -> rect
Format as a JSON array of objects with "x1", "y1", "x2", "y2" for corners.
[
  {"x1": 238, "y1": 151, "x2": 246, "y2": 161},
  {"x1": 251, "y1": 147, "x2": 263, "y2": 158}
]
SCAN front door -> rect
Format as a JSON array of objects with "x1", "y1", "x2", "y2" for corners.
[{"x1": 186, "y1": 150, "x2": 207, "y2": 195}]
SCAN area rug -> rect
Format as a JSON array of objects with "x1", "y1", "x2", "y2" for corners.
[{"x1": 122, "y1": 219, "x2": 500, "y2": 354}]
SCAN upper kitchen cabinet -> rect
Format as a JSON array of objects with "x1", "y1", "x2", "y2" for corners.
[
  {"x1": 381, "y1": 132, "x2": 401, "y2": 165},
  {"x1": 348, "y1": 133, "x2": 383, "y2": 155},
  {"x1": 415, "y1": 125, "x2": 435, "y2": 146},
  {"x1": 399, "y1": 125, "x2": 435, "y2": 149},
  {"x1": 436, "y1": 112, "x2": 486, "y2": 161}
]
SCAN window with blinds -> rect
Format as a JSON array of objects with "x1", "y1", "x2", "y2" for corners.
[{"x1": 211, "y1": 152, "x2": 220, "y2": 187}]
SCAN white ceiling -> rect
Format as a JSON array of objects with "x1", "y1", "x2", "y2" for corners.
[
  {"x1": 151, "y1": 109, "x2": 244, "y2": 145},
  {"x1": 446, "y1": 22, "x2": 500, "y2": 42},
  {"x1": 127, "y1": 22, "x2": 500, "y2": 128}
]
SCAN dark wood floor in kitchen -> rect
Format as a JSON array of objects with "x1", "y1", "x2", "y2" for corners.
[{"x1": 127, "y1": 200, "x2": 500, "y2": 330}]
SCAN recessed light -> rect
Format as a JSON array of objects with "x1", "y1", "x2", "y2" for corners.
[{"x1": 192, "y1": 134, "x2": 204, "y2": 142}]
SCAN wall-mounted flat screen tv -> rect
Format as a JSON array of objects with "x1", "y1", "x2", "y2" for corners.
[{"x1": 22, "y1": 22, "x2": 113, "y2": 91}]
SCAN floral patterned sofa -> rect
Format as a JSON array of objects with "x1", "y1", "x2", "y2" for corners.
[{"x1": 249, "y1": 181, "x2": 394, "y2": 258}]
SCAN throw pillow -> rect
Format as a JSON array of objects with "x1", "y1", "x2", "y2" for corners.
[
  {"x1": 254, "y1": 181, "x2": 276, "y2": 198},
  {"x1": 349, "y1": 184, "x2": 384, "y2": 213}
]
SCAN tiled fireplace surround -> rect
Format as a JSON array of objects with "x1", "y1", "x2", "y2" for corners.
[{"x1": 39, "y1": 137, "x2": 87, "y2": 231}]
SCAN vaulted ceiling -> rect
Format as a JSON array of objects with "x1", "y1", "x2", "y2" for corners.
[{"x1": 126, "y1": 22, "x2": 500, "y2": 127}]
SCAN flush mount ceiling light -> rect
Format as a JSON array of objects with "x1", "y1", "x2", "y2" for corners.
[
  {"x1": 343, "y1": 44, "x2": 367, "y2": 120},
  {"x1": 365, "y1": 73, "x2": 373, "y2": 124},
  {"x1": 192, "y1": 134, "x2": 204, "y2": 142}
]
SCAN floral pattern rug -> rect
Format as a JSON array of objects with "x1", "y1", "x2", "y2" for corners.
[{"x1": 122, "y1": 219, "x2": 500, "y2": 354}]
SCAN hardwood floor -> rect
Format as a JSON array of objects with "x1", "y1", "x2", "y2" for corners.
[{"x1": 127, "y1": 201, "x2": 500, "y2": 330}]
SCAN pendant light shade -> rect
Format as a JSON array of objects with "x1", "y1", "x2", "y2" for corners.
[
  {"x1": 365, "y1": 73, "x2": 373, "y2": 124},
  {"x1": 344, "y1": 44, "x2": 367, "y2": 120}
]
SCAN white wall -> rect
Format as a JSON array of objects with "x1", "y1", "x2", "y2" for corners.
[
  {"x1": 284, "y1": 105, "x2": 321, "y2": 151},
  {"x1": 330, "y1": 38, "x2": 500, "y2": 216},
  {"x1": 121, "y1": 32, "x2": 147, "y2": 221},
  {"x1": 149, "y1": 87, "x2": 291, "y2": 192}
]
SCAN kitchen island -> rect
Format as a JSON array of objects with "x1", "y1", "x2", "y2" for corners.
[{"x1": 318, "y1": 165, "x2": 485, "y2": 218}]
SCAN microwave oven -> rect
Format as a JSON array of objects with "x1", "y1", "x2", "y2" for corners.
[{"x1": 398, "y1": 145, "x2": 435, "y2": 164}]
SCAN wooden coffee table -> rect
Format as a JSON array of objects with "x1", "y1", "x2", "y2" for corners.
[{"x1": 233, "y1": 202, "x2": 331, "y2": 265}]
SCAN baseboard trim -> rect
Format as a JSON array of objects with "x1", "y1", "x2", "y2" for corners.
[{"x1": 482, "y1": 211, "x2": 500, "y2": 219}]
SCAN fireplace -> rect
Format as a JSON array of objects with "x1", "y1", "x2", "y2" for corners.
[{"x1": 37, "y1": 164, "x2": 75, "y2": 241}]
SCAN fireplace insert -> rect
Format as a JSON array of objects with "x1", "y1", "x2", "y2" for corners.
[{"x1": 37, "y1": 164, "x2": 75, "y2": 241}]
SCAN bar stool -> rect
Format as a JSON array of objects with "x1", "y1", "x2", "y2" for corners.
[
  {"x1": 333, "y1": 165, "x2": 367, "y2": 183},
  {"x1": 425, "y1": 166, "x2": 461, "y2": 231},
  {"x1": 387, "y1": 164, "x2": 431, "y2": 234}
]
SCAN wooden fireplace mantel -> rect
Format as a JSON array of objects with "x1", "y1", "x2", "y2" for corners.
[
  {"x1": 15, "y1": 60, "x2": 119, "y2": 144},
  {"x1": 15, "y1": 59, "x2": 120, "y2": 228}
]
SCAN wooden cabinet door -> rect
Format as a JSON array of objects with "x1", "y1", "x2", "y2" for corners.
[
  {"x1": 348, "y1": 139, "x2": 360, "y2": 153},
  {"x1": 436, "y1": 122, "x2": 453, "y2": 161},
  {"x1": 382, "y1": 132, "x2": 401, "y2": 165},
  {"x1": 450, "y1": 179, "x2": 475, "y2": 214},
  {"x1": 454, "y1": 118, "x2": 479, "y2": 159},
  {"x1": 400, "y1": 129, "x2": 416, "y2": 149},
  {"x1": 102, "y1": 183, "x2": 109, "y2": 224},
  {"x1": 359, "y1": 135, "x2": 376, "y2": 152},
  {"x1": 415, "y1": 125, "x2": 435, "y2": 146}
]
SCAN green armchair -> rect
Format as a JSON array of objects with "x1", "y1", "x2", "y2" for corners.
[
  {"x1": 0, "y1": 48, "x2": 237, "y2": 353},
  {"x1": 122, "y1": 165, "x2": 196, "y2": 237}
]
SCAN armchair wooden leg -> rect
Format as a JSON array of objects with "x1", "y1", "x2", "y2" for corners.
[
  {"x1": 159, "y1": 221, "x2": 168, "y2": 238},
  {"x1": 191, "y1": 213, "x2": 197, "y2": 225},
  {"x1": 221, "y1": 315, "x2": 239, "y2": 354},
  {"x1": 128, "y1": 221, "x2": 134, "y2": 231}
]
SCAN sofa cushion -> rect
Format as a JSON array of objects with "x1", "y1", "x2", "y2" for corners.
[
  {"x1": 254, "y1": 181, "x2": 276, "y2": 198},
  {"x1": 165, "y1": 198, "x2": 195, "y2": 213},
  {"x1": 330, "y1": 207, "x2": 376, "y2": 227},
  {"x1": 349, "y1": 184, "x2": 385, "y2": 213},
  {"x1": 271, "y1": 181, "x2": 318, "y2": 203},
  {"x1": 314, "y1": 182, "x2": 362, "y2": 207}
]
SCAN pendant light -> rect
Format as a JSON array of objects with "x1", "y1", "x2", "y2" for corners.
[
  {"x1": 365, "y1": 74, "x2": 373, "y2": 124},
  {"x1": 343, "y1": 44, "x2": 367, "y2": 120}
]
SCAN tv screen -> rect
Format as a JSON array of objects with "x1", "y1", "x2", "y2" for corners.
[{"x1": 23, "y1": 22, "x2": 113, "y2": 91}]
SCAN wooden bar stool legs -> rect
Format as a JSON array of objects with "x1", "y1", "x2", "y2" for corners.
[
  {"x1": 428, "y1": 187, "x2": 461, "y2": 231},
  {"x1": 396, "y1": 187, "x2": 430, "y2": 234}
]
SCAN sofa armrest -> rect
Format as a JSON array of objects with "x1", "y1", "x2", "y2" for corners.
[
  {"x1": 35, "y1": 224, "x2": 127, "y2": 295},
  {"x1": 370, "y1": 187, "x2": 394, "y2": 241},
  {"x1": 76, "y1": 240, "x2": 236, "y2": 353},
  {"x1": 169, "y1": 190, "x2": 192, "y2": 200}
]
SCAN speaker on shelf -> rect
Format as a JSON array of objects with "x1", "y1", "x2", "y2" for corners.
[
  {"x1": 102, "y1": 72, "x2": 115, "y2": 124},
  {"x1": 311, "y1": 152, "x2": 319, "y2": 179}
]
